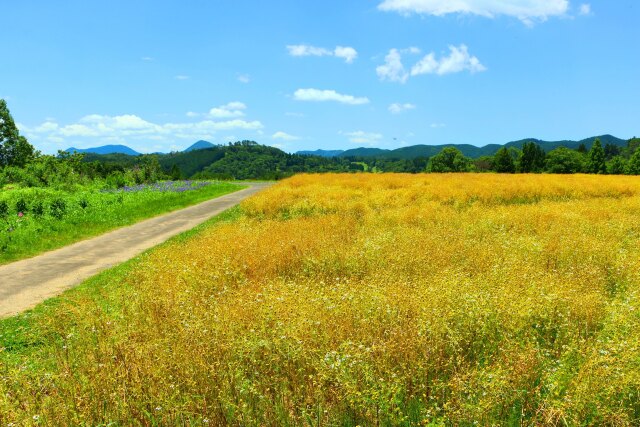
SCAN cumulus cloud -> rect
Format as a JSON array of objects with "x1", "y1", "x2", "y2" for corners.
[
  {"x1": 342, "y1": 131, "x2": 384, "y2": 145},
  {"x1": 293, "y1": 88, "x2": 370, "y2": 105},
  {"x1": 334, "y1": 46, "x2": 358, "y2": 63},
  {"x1": 378, "y1": 0, "x2": 569, "y2": 25},
  {"x1": 21, "y1": 110, "x2": 264, "y2": 153},
  {"x1": 378, "y1": 45, "x2": 485, "y2": 82},
  {"x1": 376, "y1": 49, "x2": 409, "y2": 83},
  {"x1": 411, "y1": 45, "x2": 486, "y2": 76},
  {"x1": 208, "y1": 101, "x2": 247, "y2": 119},
  {"x1": 579, "y1": 3, "x2": 591, "y2": 15},
  {"x1": 388, "y1": 103, "x2": 416, "y2": 114},
  {"x1": 272, "y1": 131, "x2": 299, "y2": 141},
  {"x1": 287, "y1": 44, "x2": 358, "y2": 63}
]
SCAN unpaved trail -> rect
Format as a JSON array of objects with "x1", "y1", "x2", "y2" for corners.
[{"x1": 0, "y1": 182, "x2": 271, "y2": 318}]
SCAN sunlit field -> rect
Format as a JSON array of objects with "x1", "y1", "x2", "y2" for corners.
[{"x1": 2, "y1": 173, "x2": 640, "y2": 425}]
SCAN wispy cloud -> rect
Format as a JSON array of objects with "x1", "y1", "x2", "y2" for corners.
[
  {"x1": 411, "y1": 45, "x2": 486, "y2": 76},
  {"x1": 272, "y1": 131, "x2": 299, "y2": 141},
  {"x1": 237, "y1": 73, "x2": 251, "y2": 83},
  {"x1": 389, "y1": 103, "x2": 416, "y2": 114},
  {"x1": 579, "y1": 3, "x2": 591, "y2": 15},
  {"x1": 378, "y1": 44, "x2": 485, "y2": 83},
  {"x1": 174, "y1": 75, "x2": 190, "y2": 80},
  {"x1": 141, "y1": 56, "x2": 154, "y2": 62},
  {"x1": 287, "y1": 44, "x2": 358, "y2": 63},
  {"x1": 208, "y1": 102, "x2": 247, "y2": 119},
  {"x1": 341, "y1": 130, "x2": 384, "y2": 145},
  {"x1": 293, "y1": 88, "x2": 370, "y2": 105},
  {"x1": 376, "y1": 49, "x2": 409, "y2": 83},
  {"x1": 378, "y1": 0, "x2": 569, "y2": 25}
]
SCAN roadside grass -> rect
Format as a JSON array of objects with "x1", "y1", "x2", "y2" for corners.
[
  {"x1": 2, "y1": 174, "x2": 640, "y2": 425},
  {"x1": 0, "y1": 181, "x2": 244, "y2": 265}
]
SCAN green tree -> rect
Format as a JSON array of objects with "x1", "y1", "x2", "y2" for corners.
[
  {"x1": 576, "y1": 143, "x2": 588, "y2": 154},
  {"x1": 627, "y1": 147, "x2": 640, "y2": 175},
  {"x1": 586, "y1": 138, "x2": 607, "y2": 174},
  {"x1": 545, "y1": 147, "x2": 585, "y2": 174},
  {"x1": 427, "y1": 147, "x2": 472, "y2": 173},
  {"x1": 519, "y1": 141, "x2": 546, "y2": 173},
  {"x1": 0, "y1": 99, "x2": 35, "y2": 167},
  {"x1": 170, "y1": 164, "x2": 183, "y2": 180},
  {"x1": 607, "y1": 156, "x2": 627, "y2": 175},
  {"x1": 493, "y1": 147, "x2": 516, "y2": 173}
]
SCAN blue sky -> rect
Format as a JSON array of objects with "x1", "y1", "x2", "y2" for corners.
[{"x1": 2, "y1": 0, "x2": 638, "y2": 154}]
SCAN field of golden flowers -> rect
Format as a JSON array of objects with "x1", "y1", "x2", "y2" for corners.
[{"x1": 2, "y1": 173, "x2": 640, "y2": 425}]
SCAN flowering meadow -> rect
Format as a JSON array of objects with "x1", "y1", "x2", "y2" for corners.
[
  {"x1": 2, "y1": 174, "x2": 640, "y2": 425},
  {"x1": 0, "y1": 180, "x2": 239, "y2": 264}
]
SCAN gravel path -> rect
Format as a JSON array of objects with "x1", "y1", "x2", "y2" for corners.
[{"x1": 0, "y1": 182, "x2": 271, "y2": 318}]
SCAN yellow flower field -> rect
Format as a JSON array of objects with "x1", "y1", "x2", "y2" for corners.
[{"x1": 2, "y1": 173, "x2": 640, "y2": 425}]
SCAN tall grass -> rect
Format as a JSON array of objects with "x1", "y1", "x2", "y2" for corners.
[
  {"x1": 0, "y1": 181, "x2": 242, "y2": 264},
  {"x1": 2, "y1": 174, "x2": 640, "y2": 425}
]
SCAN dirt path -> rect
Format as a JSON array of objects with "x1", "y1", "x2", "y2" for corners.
[{"x1": 0, "y1": 182, "x2": 271, "y2": 318}]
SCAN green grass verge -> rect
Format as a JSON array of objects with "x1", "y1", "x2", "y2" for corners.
[
  {"x1": 0, "y1": 206, "x2": 243, "y2": 365},
  {"x1": 0, "y1": 182, "x2": 245, "y2": 265}
]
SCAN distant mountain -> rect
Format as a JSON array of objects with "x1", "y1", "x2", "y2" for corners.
[
  {"x1": 297, "y1": 149, "x2": 345, "y2": 157},
  {"x1": 184, "y1": 140, "x2": 216, "y2": 152},
  {"x1": 66, "y1": 145, "x2": 140, "y2": 156},
  {"x1": 304, "y1": 134, "x2": 628, "y2": 160},
  {"x1": 340, "y1": 147, "x2": 391, "y2": 157}
]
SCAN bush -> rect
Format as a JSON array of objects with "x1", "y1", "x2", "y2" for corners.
[
  {"x1": 0, "y1": 200, "x2": 8, "y2": 218},
  {"x1": 78, "y1": 198, "x2": 89, "y2": 209},
  {"x1": 50, "y1": 198, "x2": 67, "y2": 219},
  {"x1": 32, "y1": 200, "x2": 44, "y2": 216},
  {"x1": 15, "y1": 198, "x2": 28, "y2": 214}
]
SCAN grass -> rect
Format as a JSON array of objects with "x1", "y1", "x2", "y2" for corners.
[
  {"x1": 0, "y1": 180, "x2": 244, "y2": 264},
  {"x1": 2, "y1": 173, "x2": 640, "y2": 425}
]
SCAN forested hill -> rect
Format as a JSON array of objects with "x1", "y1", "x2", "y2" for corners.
[
  {"x1": 79, "y1": 136, "x2": 640, "y2": 180},
  {"x1": 313, "y1": 134, "x2": 627, "y2": 159}
]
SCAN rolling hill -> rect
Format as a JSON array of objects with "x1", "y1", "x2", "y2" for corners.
[{"x1": 298, "y1": 134, "x2": 627, "y2": 159}]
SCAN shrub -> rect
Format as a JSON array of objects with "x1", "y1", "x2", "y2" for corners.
[
  {"x1": 32, "y1": 200, "x2": 44, "y2": 216},
  {"x1": 49, "y1": 198, "x2": 67, "y2": 219},
  {"x1": 0, "y1": 200, "x2": 8, "y2": 218},
  {"x1": 15, "y1": 198, "x2": 28, "y2": 214}
]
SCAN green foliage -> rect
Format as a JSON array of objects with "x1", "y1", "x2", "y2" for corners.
[
  {"x1": 607, "y1": 156, "x2": 627, "y2": 175},
  {"x1": 0, "y1": 181, "x2": 241, "y2": 264},
  {"x1": 586, "y1": 138, "x2": 607, "y2": 174},
  {"x1": 519, "y1": 141, "x2": 546, "y2": 173},
  {"x1": 627, "y1": 147, "x2": 640, "y2": 175},
  {"x1": 0, "y1": 100, "x2": 36, "y2": 168},
  {"x1": 545, "y1": 147, "x2": 585, "y2": 174},
  {"x1": 427, "y1": 147, "x2": 472, "y2": 172},
  {"x1": 493, "y1": 147, "x2": 516, "y2": 173}
]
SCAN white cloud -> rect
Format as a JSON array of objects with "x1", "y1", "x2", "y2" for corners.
[
  {"x1": 376, "y1": 48, "x2": 409, "y2": 83},
  {"x1": 579, "y1": 3, "x2": 591, "y2": 15},
  {"x1": 141, "y1": 56, "x2": 154, "y2": 62},
  {"x1": 21, "y1": 111, "x2": 264, "y2": 153},
  {"x1": 293, "y1": 88, "x2": 370, "y2": 105},
  {"x1": 174, "y1": 75, "x2": 190, "y2": 80},
  {"x1": 378, "y1": 0, "x2": 569, "y2": 24},
  {"x1": 411, "y1": 44, "x2": 486, "y2": 76},
  {"x1": 287, "y1": 44, "x2": 358, "y2": 63},
  {"x1": 430, "y1": 122, "x2": 446, "y2": 128},
  {"x1": 237, "y1": 73, "x2": 251, "y2": 83},
  {"x1": 342, "y1": 131, "x2": 384, "y2": 145},
  {"x1": 388, "y1": 103, "x2": 416, "y2": 114},
  {"x1": 186, "y1": 111, "x2": 200, "y2": 118},
  {"x1": 208, "y1": 102, "x2": 247, "y2": 119},
  {"x1": 378, "y1": 45, "x2": 485, "y2": 83},
  {"x1": 334, "y1": 46, "x2": 358, "y2": 63},
  {"x1": 287, "y1": 44, "x2": 333, "y2": 57},
  {"x1": 285, "y1": 112, "x2": 305, "y2": 118},
  {"x1": 272, "y1": 131, "x2": 299, "y2": 141}
]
